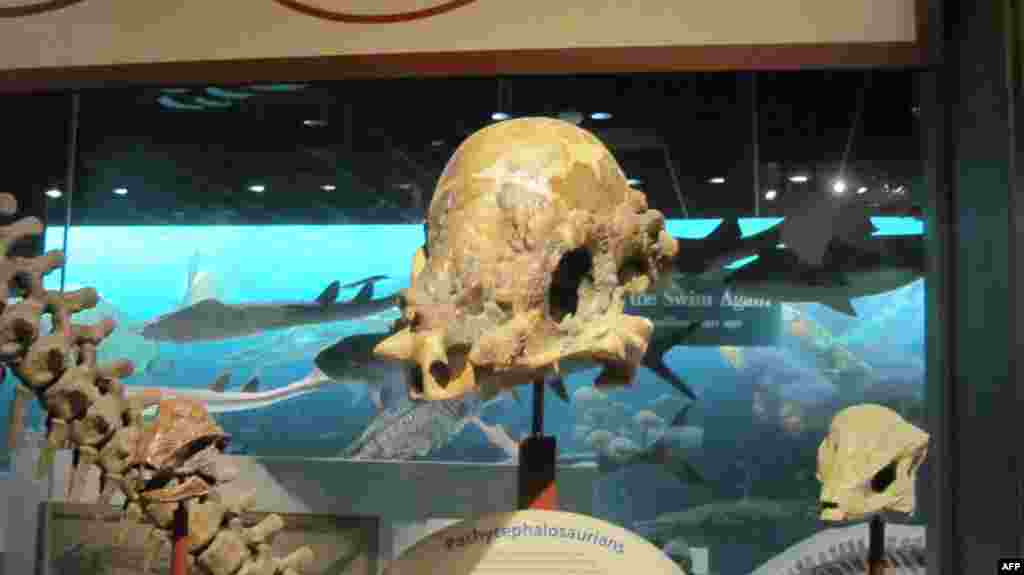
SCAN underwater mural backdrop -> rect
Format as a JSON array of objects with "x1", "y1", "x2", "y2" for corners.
[{"x1": 0, "y1": 217, "x2": 925, "y2": 574}]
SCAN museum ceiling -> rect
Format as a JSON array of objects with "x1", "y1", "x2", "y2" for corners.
[{"x1": 4, "y1": 70, "x2": 922, "y2": 227}]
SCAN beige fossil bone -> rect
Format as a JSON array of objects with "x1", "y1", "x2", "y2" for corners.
[
  {"x1": 375, "y1": 117, "x2": 677, "y2": 401},
  {"x1": 144, "y1": 499, "x2": 179, "y2": 529},
  {"x1": 276, "y1": 547, "x2": 315, "y2": 572},
  {"x1": 816, "y1": 403, "x2": 929, "y2": 521},
  {"x1": 245, "y1": 514, "x2": 286, "y2": 546},
  {"x1": 142, "y1": 526, "x2": 171, "y2": 574},
  {"x1": 185, "y1": 496, "x2": 227, "y2": 552},
  {"x1": 0, "y1": 192, "x2": 314, "y2": 575},
  {"x1": 200, "y1": 529, "x2": 253, "y2": 575}
]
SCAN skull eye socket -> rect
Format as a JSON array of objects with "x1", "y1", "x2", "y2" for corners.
[
  {"x1": 870, "y1": 460, "x2": 898, "y2": 493},
  {"x1": 429, "y1": 361, "x2": 451, "y2": 388},
  {"x1": 549, "y1": 247, "x2": 593, "y2": 322}
]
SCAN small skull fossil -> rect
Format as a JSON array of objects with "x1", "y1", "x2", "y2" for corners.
[
  {"x1": 374, "y1": 117, "x2": 678, "y2": 401},
  {"x1": 816, "y1": 404, "x2": 929, "y2": 521},
  {"x1": 128, "y1": 397, "x2": 230, "y2": 501}
]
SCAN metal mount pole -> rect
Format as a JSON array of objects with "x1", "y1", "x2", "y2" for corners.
[{"x1": 517, "y1": 379, "x2": 558, "y2": 510}]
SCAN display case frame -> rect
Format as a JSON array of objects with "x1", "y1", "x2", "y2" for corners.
[
  {"x1": 0, "y1": 0, "x2": 930, "y2": 93},
  {"x1": 3, "y1": 0, "x2": 1022, "y2": 572}
]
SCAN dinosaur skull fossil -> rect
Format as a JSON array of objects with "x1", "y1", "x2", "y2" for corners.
[
  {"x1": 374, "y1": 117, "x2": 678, "y2": 400},
  {"x1": 817, "y1": 404, "x2": 929, "y2": 521}
]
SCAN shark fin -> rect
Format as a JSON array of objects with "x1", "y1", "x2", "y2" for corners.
[
  {"x1": 210, "y1": 373, "x2": 230, "y2": 392},
  {"x1": 642, "y1": 322, "x2": 700, "y2": 401},
  {"x1": 707, "y1": 217, "x2": 743, "y2": 244},
  {"x1": 351, "y1": 282, "x2": 374, "y2": 304},
  {"x1": 316, "y1": 281, "x2": 341, "y2": 306},
  {"x1": 241, "y1": 377, "x2": 259, "y2": 393},
  {"x1": 340, "y1": 274, "x2": 389, "y2": 290},
  {"x1": 546, "y1": 377, "x2": 570, "y2": 403},
  {"x1": 819, "y1": 297, "x2": 857, "y2": 317}
]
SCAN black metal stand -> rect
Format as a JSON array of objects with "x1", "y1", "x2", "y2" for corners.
[
  {"x1": 517, "y1": 379, "x2": 558, "y2": 510},
  {"x1": 868, "y1": 515, "x2": 886, "y2": 575}
]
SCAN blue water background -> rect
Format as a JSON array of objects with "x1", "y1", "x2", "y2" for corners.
[{"x1": 0, "y1": 217, "x2": 924, "y2": 575}]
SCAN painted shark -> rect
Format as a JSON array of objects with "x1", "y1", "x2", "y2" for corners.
[
  {"x1": 721, "y1": 235, "x2": 925, "y2": 316},
  {"x1": 139, "y1": 275, "x2": 396, "y2": 343},
  {"x1": 127, "y1": 369, "x2": 332, "y2": 415},
  {"x1": 673, "y1": 199, "x2": 880, "y2": 279}
]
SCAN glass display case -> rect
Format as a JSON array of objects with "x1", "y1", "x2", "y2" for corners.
[{"x1": 0, "y1": 70, "x2": 930, "y2": 574}]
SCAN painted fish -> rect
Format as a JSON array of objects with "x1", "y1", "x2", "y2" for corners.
[
  {"x1": 673, "y1": 199, "x2": 880, "y2": 279},
  {"x1": 722, "y1": 235, "x2": 925, "y2": 317},
  {"x1": 139, "y1": 275, "x2": 395, "y2": 343}
]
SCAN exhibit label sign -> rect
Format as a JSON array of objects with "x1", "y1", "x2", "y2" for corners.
[
  {"x1": 626, "y1": 275, "x2": 782, "y2": 346},
  {"x1": 0, "y1": 0, "x2": 918, "y2": 72},
  {"x1": 385, "y1": 509, "x2": 687, "y2": 574}
]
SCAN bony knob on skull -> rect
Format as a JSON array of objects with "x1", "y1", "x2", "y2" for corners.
[{"x1": 374, "y1": 117, "x2": 680, "y2": 402}]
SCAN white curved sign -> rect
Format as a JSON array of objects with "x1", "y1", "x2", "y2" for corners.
[{"x1": 385, "y1": 509, "x2": 688, "y2": 574}]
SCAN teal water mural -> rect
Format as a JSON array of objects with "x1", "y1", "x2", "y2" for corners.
[{"x1": 0, "y1": 216, "x2": 925, "y2": 575}]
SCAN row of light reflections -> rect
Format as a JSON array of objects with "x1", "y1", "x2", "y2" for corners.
[
  {"x1": 42, "y1": 176, "x2": 905, "y2": 201},
  {"x1": 40, "y1": 106, "x2": 906, "y2": 202}
]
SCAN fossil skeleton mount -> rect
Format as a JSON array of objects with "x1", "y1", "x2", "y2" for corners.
[
  {"x1": 0, "y1": 193, "x2": 313, "y2": 574},
  {"x1": 374, "y1": 117, "x2": 679, "y2": 401}
]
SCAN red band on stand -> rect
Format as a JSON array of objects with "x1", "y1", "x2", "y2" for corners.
[
  {"x1": 528, "y1": 481, "x2": 559, "y2": 510},
  {"x1": 518, "y1": 435, "x2": 558, "y2": 511},
  {"x1": 172, "y1": 505, "x2": 190, "y2": 575}
]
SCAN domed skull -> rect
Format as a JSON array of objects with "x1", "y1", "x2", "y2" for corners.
[
  {"x1": 816, "y1": 404, "x2": 929, "y2": 522},
  {"x1": 374, "y1": 117, "x2": 678, "y2": 401}
]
